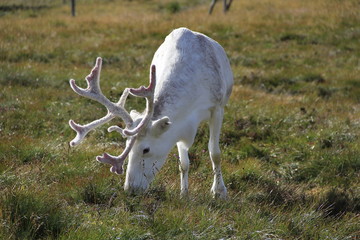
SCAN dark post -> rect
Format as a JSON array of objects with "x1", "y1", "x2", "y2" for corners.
[{"x1": 71, "y1": 0, "x2": 76, "y2": 16}]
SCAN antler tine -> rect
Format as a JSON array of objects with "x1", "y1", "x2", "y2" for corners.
[
  {"x1": 69, "y1": 112, "x2": 114, "y2": 146},
  {"x1": 108, "y1": 125, "x2": 127, "y2": 138},
  {"x1": 69, "y1": 57, "x2": 103, "y2": 100},
  {"x1": 128, "y1": 65, "x2": 156, "y2": 98},
  {"x1": 96, "y1": 137, "x2": 136, "y2": 174},
  {"x1": 106, "y1": 88, "x2": 132, "y2": 138},
  {"x1": 123, "y1": 65, "x2": 156, "y2": 136},
  {"x1": 117, "y1": 88, "x2": 130, "y2": 107}
]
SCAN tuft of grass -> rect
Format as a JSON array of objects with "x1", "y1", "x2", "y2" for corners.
[
  {"x1": 1, "y1": 191, "x2": 76, "y2": 239},
  {"x1": 79, "y1": 182, "x2": 115, "y2": 205},
  {"x1": 295, "y1": 150, "x2": 360, "y2": 186},
  {"x1": 165, "y1": 1, "x2": 181, "y2": 14}
]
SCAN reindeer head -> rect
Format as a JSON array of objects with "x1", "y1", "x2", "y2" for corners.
[
  {"x1": 123, "y1": 115, "x2": 172, "y2": 193},
  {"x1": 69, "y1": 57, "x2": 171, "y2": 194}
]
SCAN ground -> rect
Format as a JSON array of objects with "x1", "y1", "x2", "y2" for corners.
[{"x1": 0, "y1": 0, "x2": 359, "y2": 239}]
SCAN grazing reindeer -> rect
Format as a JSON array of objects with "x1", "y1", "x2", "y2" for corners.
[
  {"x1": 209, "y1": 0, "x2": 233, "y2": 14},
  {"x1": 69, "y1": 28, "x2": 233, "y2": 198}
]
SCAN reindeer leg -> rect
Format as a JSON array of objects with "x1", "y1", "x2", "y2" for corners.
[
  {"x1": 209, "y1": 0, "x2": 217, "y2": 14},
  {"x1": 176, "y1": 117, "x2": 198, "y2": 198},
  {"x1": 225, "y1": 0, "x2": 233, "y2": 12},
  {"x1": 208, "y1": 107, "x2": 227, "y2": 199},
  {"x1": 177, "y1": 142, "x2": 190, "y2": 198}
]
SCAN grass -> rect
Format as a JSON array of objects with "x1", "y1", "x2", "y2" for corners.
[{"x1": 0, "y1": 0, "x2": 359, "y2": 239}]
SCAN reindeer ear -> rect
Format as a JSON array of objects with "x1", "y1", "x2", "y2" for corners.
[{"x1": 151, "y1": 116, "x2": 171, "y2": 137}]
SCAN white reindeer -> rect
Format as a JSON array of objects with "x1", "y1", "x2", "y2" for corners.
[
  {"x1": 68, "y1": 27, "x2": 233, "y2": 198},
  {"x1": 209, "y1": 0, "x2": 233, "y2": 14}
]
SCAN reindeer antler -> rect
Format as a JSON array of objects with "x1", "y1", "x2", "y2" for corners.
[
  {"x1": 124, "y1": 65, "x2": 156, "y2": 136},
  {"x1": 68, "y1": 57, "x2": 157, "y2": 174},
  {"x1": 96, "y1": 137, "x2": 136, "y2": 174}
]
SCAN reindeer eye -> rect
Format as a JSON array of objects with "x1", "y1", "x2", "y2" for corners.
[{"x1": 143, "y1": 148, "x2": 150, "y2": 155}]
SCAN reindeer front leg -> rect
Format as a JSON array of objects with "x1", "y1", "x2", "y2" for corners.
[{"x1": 177, "y1": 142, "x2": 190, "y2": 197}]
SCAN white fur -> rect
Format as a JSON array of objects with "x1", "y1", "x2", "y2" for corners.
[{"x1": 124, "y1": 28, "x2": 233, "y2": 198}]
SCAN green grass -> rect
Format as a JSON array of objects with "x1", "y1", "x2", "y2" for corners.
[{"x1": 0, "y1": 0, "x2": 359, "y2": 239}]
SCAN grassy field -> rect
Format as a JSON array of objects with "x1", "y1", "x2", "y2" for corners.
[{"x1": 0, "y1": 0, "x2": 359, "y2": 239}]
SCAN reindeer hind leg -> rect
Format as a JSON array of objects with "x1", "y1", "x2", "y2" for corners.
[
  {"x1": 209, "y1": 0, "x2": 217, "y2": 14},
  {"x1": 227, "y1": 0, "x2": 233, "y2": 11},
  {"x1": 208, "y1": 107, "x2": 227, "y2": 199}
]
